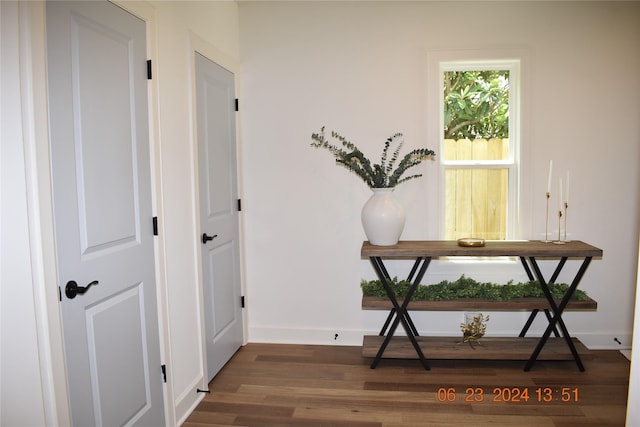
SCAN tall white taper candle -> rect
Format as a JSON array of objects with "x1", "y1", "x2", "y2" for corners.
[
  {"x1": 559, "y1": 178, "x2": 563, "y2": 211},
  {"x1": 547, "y1": 160, "x2": 553, "y2": 193}
]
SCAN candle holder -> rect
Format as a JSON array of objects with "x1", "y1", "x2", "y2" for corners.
[
  {"x1": 553, "y1": 210, "x2": 565, "y2": 244},
  {"x1": 563, "y1": 202, "x2": 570, "y2": 242},
  {"x1": 542, "y1": 192, "x2": 552, "y2": 242}
]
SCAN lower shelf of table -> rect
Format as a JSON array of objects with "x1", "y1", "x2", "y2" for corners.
[{"x1": 362, "y1": 335, "x2": 591, "y2": 361}]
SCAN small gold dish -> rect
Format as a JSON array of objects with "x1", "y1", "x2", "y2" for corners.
[{"x1": 457, "y1": 238, "x2": 485, "y2": 247}]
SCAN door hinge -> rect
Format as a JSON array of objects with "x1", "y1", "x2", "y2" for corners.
[
  {"x1": 161, "y1": 364, "x2": 166, "y2": 383},
  {"x1": 237, "y1": 199, "x2": 242, "y2": 212},
  {"x1": 147, "y1": 60, "x2": 152, "y2": 80},
  {"x1": 241, "y1": 295, "x2": 245, "y2": 308},
  {"x1": 235, "y1": 98, "x2": 239, "y2": 112},
  {"x1": 153, "y1": 216, "x2": 158, "y2": 236},
  {"x1": 58, "y1": 286, "x2": 62, "y2": 302}
]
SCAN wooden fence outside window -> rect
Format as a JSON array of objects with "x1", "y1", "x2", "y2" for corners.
[{"x1": 444, "y1": 138, "x2": 509, "y2": 240}]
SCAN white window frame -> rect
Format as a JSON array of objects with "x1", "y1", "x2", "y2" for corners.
[
  {"x1": 426, "y1": 49, "x2": 531, "y2": 277},
  {"x1": 438, "y1": 59, "x2": 521, "y2": 242}
]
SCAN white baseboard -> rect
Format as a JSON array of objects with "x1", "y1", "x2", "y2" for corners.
[
  {"x1": 248, "y1": 326, "x2": 368, "y2": 346},
  {"x1": 576, "y1": 333, "x2": 632, "y2": 350}
]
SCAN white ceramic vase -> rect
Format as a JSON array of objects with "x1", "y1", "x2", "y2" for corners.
[{"x1": 361, "y1": 188, "x2": 406, "y2": 246}]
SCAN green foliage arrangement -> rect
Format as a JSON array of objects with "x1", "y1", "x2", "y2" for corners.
[
  {"x1": 310, "y1": 127, "x2": 436, "y2": 189},
  {"x1": 444, "y1": 70, "x2": 510, "y2": 140},
  {"x1": 360, "y1": 275, "x2": 590, "y2": 301}
]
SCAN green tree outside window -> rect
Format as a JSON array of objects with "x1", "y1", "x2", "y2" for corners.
[{"x1": 444, "y1": 71, "x2": 510, "y2": 140}]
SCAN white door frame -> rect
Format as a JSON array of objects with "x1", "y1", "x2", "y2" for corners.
[
  {"x1": 8, "y1": 3, "x2": 70, "y2": 425},
  {"x1": 17, "y1": 1, "x2": 174, "y2": 425}
]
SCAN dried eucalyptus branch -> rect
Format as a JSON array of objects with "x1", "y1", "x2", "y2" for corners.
[{"x1": 310, "y1": 127, "x2": 435, "y2": 189}]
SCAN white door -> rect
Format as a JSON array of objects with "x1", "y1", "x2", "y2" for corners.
[
  {"x1": 195, "y1": 52, "x2": 244, "y2": 382},
  {"x1": 47, "y1": 2, "x2": 165, "y2": 426}
]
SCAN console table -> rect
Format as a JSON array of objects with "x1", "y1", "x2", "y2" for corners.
[{"x1": 361, "y1": 240, "x2": 603, "y2": 371}]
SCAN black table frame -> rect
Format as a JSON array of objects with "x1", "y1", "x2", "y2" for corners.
[{"x1": 366, "y1": 242, "x2": 597, "y2": 372}]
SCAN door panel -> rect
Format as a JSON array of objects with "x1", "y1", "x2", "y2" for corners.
[
  {"x1": 72, "y1": 10, "x2": 139, "y2": 253},
  {"x1": 47, "y1": 2, "x2": 164, "y2": 426},
  {"x1": 195, "y1": 52, "x2": 243, "y2": 382},
  {"x1": 207, "y1": 242, "x2": 236, "y2": 332},
  {"x1": 86, "y1": 285, "x2": 150, "y2": 427},
  {"x1": 203, "y1": 76, "x2": 233, "y2": 217}
]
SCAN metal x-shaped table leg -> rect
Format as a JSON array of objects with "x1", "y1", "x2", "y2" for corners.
[
  {"x1": 369, "y1": 256, "x2": 432, "y2": 370},
  {"x1": 523, "y1": 256, "x2": 593, "y2": 371}
]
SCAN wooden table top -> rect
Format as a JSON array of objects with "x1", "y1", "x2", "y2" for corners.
[{"x1": 361, "y1": 240, "x2": 603, "y2": 259}]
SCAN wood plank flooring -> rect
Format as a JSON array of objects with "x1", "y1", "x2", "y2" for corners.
[{"x1": 184, "y1": 343, "x2": 629, "y2": 426}]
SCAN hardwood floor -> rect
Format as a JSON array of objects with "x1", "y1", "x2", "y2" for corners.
[{"x1": 184, "y1": 343, "x2": 629, "y2": 426}]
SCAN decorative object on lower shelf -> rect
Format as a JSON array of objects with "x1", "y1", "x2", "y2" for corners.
[{"x1": 461, "y1": 312, "x2": 490, "y2": 348}]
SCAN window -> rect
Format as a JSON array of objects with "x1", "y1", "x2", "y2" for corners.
[{"x1": 440, "y1": 60, "x2": 520, "y2": 240}]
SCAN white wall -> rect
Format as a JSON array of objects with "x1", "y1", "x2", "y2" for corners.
[
  {"x1": 1, "y1": 1, "x2": 240, "y2": 425},
  {"x1": 2, "y1": 3, "x2": 49, "y2": 425},
  {"x1": 3, "y1": 1, "x2": 639, "y2": 425},
  {"x1": 238, "y1": 1, "x2": 640, "y2": 348},
  {"x1": 2, "y1": 3, "x2": 71, "y2": 425},
  {"x1": 146, "y1": 1, "x2": 240, "y2": 423}
]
